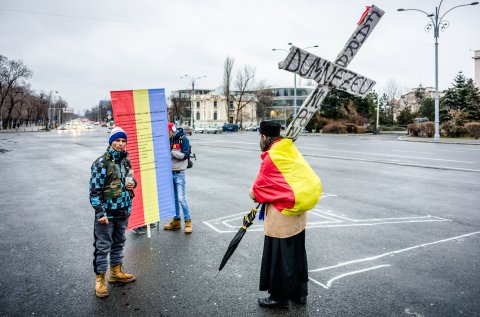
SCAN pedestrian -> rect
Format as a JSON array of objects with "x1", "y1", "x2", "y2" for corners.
[
  {"x1": 90, "y1": 126, "x2": 137, "y2": 298},
  {"x1": 249, "y1": 121, "x2": 322, "y2": 308},
  {"x1": 163, "y1": 122, "x2": 193, "y2": 233}
]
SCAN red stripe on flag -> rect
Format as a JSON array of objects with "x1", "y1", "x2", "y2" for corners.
[
  {"x1": 252, "y1": 153, "x2": 295, "y2": 212},
  {"x1": 111, "y1": 90, "x2": 145, "y2": 229}
]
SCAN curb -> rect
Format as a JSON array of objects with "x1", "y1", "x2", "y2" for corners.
[{"x1": 398, "y1": 136, "x2": 480, "y2": 145}]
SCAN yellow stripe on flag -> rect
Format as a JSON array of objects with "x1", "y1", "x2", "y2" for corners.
[
  {"x1": 133, "y1": 90, "x2": 160, "y2": 224},
  {"x1": 270, "y1": 139, "x2": 322, "y2": 215}
]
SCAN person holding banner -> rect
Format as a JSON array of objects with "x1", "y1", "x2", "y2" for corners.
[
  {"x1": 90, "y1": 126, "x2": 137, "y2": 298},
  {"x1": 163, "y1": 122, "x2": 193, "y2": 234},
  {"x1": 249, "y1": 121, "x2": 322, "y2": 308}
]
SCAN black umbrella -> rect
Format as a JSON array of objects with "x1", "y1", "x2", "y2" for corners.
[{"x1": 215, "y1": 203, "x2": 261, "y2": 277}]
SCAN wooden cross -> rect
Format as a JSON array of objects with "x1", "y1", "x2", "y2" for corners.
[{"x1": 279, "y1": 5, "x2": 385, "y2": 140}]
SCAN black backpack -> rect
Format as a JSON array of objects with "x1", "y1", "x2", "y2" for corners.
[{"x1": 179, "y1": 136, "x2": 196, "y2": 169}]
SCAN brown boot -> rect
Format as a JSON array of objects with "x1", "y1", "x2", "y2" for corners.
[
  {"x1": 163, "y1": 218, "x2": 181, "y2": 230},
  {"x1": 184, "y1": 219, "x2": 192, "y2": 234},
  {"x1": 109, "y1": 264, "x2": 136, "y2": 283},
  {"x1": 95, "y1": 273, "x2": 108, "y2": 298}
]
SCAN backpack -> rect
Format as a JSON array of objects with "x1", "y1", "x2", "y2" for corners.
[{"x1": 179, "y1": 136, "x2": 196, "y2": 169}]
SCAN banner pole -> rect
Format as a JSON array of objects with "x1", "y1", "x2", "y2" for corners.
[{"x1": 147, "y1": 223, "x2": 151, "y2": 238}]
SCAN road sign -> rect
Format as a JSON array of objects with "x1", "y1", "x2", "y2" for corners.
[{"x1": 283, "y1": 5, "x2": 385, "y2": 140}]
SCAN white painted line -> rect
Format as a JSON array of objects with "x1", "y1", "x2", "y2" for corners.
[
  {"x1": 325, "y1": 264, "x2": 391, "y2": 288},
  {"x1": 301, "y1": 153, "x2": 480, "y2": 173},
  {"x1": 308, "y1": 276, "x2": 329, "y2": 289},
  {"x1": 333, "y1": 143, "x2": 360, "y2": 146},
  {"x1": 309, "y1": 231, "x2": 480, "y2": 273},
  {"x1": 298, "y1": 147, "x2": 476, "y2": 164},
  {"x1": 392, "y1": 150, "x2": 432, "y2": 155},
  {"x1": 306, "y1": 218, "x2": 451, "y2": 229}
]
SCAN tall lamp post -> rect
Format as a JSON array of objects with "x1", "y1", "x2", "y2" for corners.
[
  {"x1": 180, "y1": 74, "x2": 206, "y2": 129},
  {"x1": 272, "y1": 43, "x2": 318, "y2": 119},
  {"x1": 398, "y1": 1, "x2": 479, "y2": 141}
]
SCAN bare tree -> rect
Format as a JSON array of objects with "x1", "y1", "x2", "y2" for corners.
[
  {"x1": 383, "y1": 79, "x2": 402, "y2": 125},
  {"x1": 254, "y1": 80, "x2": 273, "y2": 122},
  {"x1": 0, "y1": 55, "x2": 33, "y2": 128},
  {"x1": 232, "y1": 65, "x2": 256, "y2": 127},
  {"x1": 223, "y1": 56, "x2": 235, "y2": 121}
]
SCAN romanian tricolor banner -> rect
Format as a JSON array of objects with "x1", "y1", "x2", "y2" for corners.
[
  {"x1": 252, "y1": 139, "x2": 322, "y2": 216},
  {"x1": 110, "y1": 88, "x2": 175, "y2": 230}
]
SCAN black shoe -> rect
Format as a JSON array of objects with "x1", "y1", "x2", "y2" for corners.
[
  {"x1": 258, "y1": 297, "x2": 289, "y2": 308},
  {"x1": 290, "y1": 295, "x2": 307, "y2": 304},
  {"x1": 133, "y1": 227, "x2": 146, "y2": 234}
]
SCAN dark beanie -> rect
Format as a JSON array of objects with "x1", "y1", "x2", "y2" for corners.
[{"x1": 259, "y1": 121, "x2": 281, "y2": 137}]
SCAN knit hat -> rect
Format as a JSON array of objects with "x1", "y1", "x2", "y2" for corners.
[
  {"x1": 259, "y1": 121, "x2": 281, "y2": 137},
  {"x1": 168, "y1": 122, "x2": 176, "y2": 133},
  {"x1": 109, "y1": 126, "x2": 127, "y2": 145}
]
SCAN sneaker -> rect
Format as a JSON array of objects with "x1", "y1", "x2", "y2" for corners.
[{"x1": 133, "y1": 226, "x2": 146, "y2": 234}]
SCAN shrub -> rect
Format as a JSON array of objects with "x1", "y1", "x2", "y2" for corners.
[
  {"x1": 322, "y1": 123, "x2": 347, "y2": 133},
  {"x1": 418, "y1": 122, "x2": 434, "y2": 137},
  {"x1": 407, "y1": 123, "x2": 420, "y2": 136},
  {"x1": 465, "y1": 122, "x2": 480, "y2": 139}
]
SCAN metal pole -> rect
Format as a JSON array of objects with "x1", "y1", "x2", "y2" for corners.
[{"x1": 434, "y1": 32, "x2": 440, "y2": 141}]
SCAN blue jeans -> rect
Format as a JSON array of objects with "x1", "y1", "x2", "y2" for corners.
[
  {"x1": 93, "y1": 217, "x2": 128, "y2": 274},
  {"x1": 173, "y1": 171, "x2": 191, "y2": 221}
]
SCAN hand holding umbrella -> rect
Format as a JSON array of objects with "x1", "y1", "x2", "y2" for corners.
[{"x1": 215, "y1": 203, "x2": 261, "y2": 278}]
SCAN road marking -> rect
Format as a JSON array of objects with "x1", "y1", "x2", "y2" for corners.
[
  {"x1": 297, "y1": 147, "x2": 476, "y2": 164},
  {"x1": 392, "y1": 150, "x2": 432, "y2": 155},
  {"x1": 309, "y1": 231, "x2": 480, "y2": 273},
  {"x1": 194, "y1": 144, "x2": 480, "y2": 172},
  {"x1": 309, "y1": 265, "x2": 391, "y2": 289},
  {"x1": 203, "y1": 208, "x2": 451, "y2": 233}
]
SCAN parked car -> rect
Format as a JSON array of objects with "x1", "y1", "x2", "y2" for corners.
[
  {"x1": 223, "y1": 123, "x2": 239, "y2": 132},
  {"x1": 194, "y1": 125, "x2": 206, "y2": 133},
  {"x1": 206, "y1": 125, "x2": 223, "y2": 134},
  {"x1": 245, "y1": 125, "x2": 259, "y2": 131},
  {"x1": 181, "y1": 125, "x2": 193, "y2": 135}
]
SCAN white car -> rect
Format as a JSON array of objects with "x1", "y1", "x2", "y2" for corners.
[
  {"x1": 194, "y1": 125, "x2": 206, "y2": 133},
  {"x1": 206, "y1": 125, "x2": 223, "y2": 134}
]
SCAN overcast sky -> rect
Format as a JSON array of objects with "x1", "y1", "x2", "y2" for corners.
[{"x1": 1, "y1": 0, "x2": 479, "y2": 113}]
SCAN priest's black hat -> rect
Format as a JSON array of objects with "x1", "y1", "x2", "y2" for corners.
[{"x1": 259, "y1": 121, "x2": 281, "y2": 137}]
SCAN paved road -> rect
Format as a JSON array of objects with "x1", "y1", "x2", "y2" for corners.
[{"x1": 1, "y1": 128, "x2": 479, "y2": 316}]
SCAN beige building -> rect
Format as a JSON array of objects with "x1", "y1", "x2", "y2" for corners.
[
  {"x1": 399, "y1": 86, "x2": 436, "y2": 114},
  {"x1": 190, "y1": 91, "x2": 257, "y2": 128}
]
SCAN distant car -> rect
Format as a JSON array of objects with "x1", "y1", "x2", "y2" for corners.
[
  {"x1": 206, "y1": 125, "x2": 223, "y2": 134},
  {"x1": 85, "y1": 125, "x2": 93, "y2": 130},
  {"x1": 101, "y1": 122, "x2": 107, "y2": 127},
  {"x1": 194, "y1": 125, "x2": 206, "y2": 133},
  {"x1": 223, "y1": 123, "x2": 239, "y2": 132},
  {"x1": 58, "y1": 125, "x2": 67, "y2": 130},
  {"x1": 245, "y1": 125, "x2": 259, "y2": 131},
  {"x1": 181, "y1": 125, "x2": 193, "y2": 135}
]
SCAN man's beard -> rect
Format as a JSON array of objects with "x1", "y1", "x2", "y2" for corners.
[{"x1": 260, "y1": 137, "x2": 269, "y2": 152}]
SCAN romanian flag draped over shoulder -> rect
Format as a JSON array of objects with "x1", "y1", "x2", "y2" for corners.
[
  {"x1": 252, "y1": 138, "x2": 322, "y2": 216},
  {"x1": 110, "y1": 88, "x2": 175, "y2": 230}
]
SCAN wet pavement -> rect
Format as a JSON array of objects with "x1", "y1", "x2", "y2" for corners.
[{"x1": 1, "y1": 128, "x2": 479, "y2": 316}]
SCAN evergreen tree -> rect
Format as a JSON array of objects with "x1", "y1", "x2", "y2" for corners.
[
  {"x1": 440, "y1": 72, "x2": 480, "y2": 122},
  {"x1": 464, "y1": 78, "x2": 480, "y2": 121},
  {"x1": 418, "y1": 97, "x2": 435, "y2": 121}
]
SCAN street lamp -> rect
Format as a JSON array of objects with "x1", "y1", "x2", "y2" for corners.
[
  {"x1": 47, "y1": 91, "x2": 59, "y2": 130},
  {"x1": 398, "y1": 1, "x2": 479, "y2": 141},
  {"x1": 180, "y1": 74, "x2": 206, "y2": 129},
  {"x1": 272, "y1": 43, "x2": 318, "y2": 118}
]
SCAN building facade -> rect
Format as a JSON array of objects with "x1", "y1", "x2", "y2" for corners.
[{"x1": 168, "y1": 86, "x2": 313, "y2": 129}]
